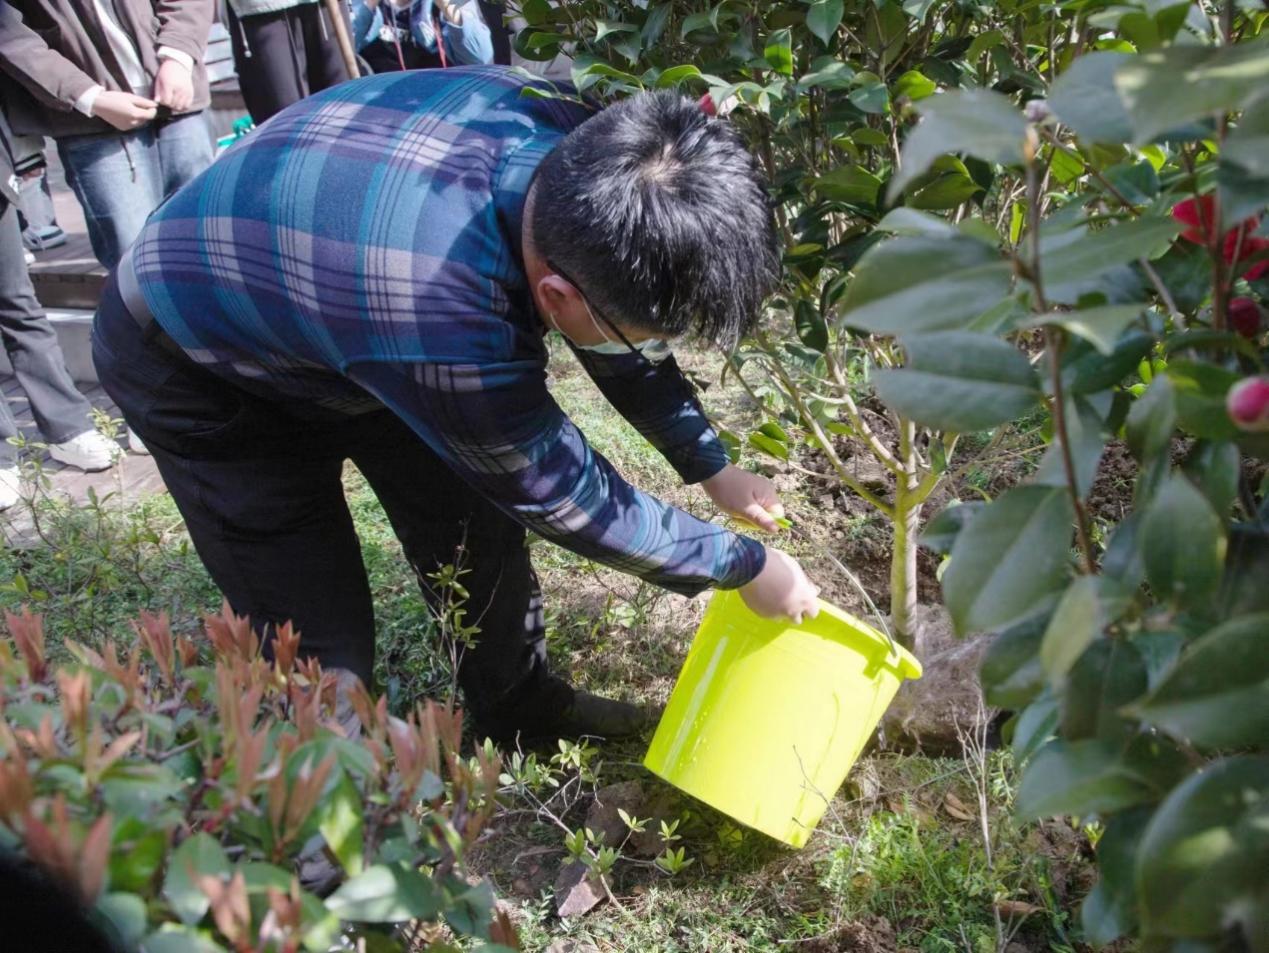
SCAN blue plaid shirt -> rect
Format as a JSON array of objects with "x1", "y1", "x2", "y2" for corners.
[{"x1": 131, "y1": 66, "x2": 765, "y2": 595}]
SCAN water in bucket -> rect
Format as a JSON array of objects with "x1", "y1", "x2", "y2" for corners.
[{"x1": 644, "y1": 588, "x2": 922, "y2": 847}]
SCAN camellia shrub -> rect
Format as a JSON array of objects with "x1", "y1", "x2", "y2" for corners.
[
  {"x1": 511, "y1": 1, "x2": 1267, "y2": 948},
  {"x1": 0, "y1": 606, "x2": 517, "y2": 952}
]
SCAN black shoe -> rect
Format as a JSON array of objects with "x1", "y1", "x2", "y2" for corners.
[
  {"x1": 554, "y1": 690, "x2": 656, "y2": 741},
  {"x1": 478, "y1": 689, "x2": 656, "y2": 747}
]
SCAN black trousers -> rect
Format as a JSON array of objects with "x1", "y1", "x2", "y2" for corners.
[
  {"x1": 228, "y1": 3, "x2": 352, "y2": 125},
  {"x1": 0, "y1": 199, "x2": 94, "y2": 463},
  {"x1": 92, "y1": 276, "x2": 572, "y2": 738}
]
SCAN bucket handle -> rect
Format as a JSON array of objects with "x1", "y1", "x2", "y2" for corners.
[{"x1": 727, "y1": 516, "x2": 902, "y2": 662}]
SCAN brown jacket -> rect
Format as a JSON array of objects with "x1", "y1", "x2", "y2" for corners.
[{"x1": 0, "y1": 0, "x2": 213, "y2": 138}]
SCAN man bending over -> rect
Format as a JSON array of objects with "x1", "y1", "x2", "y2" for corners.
[{"x1": 93, "y1": 67, "x2": 820, "y2": 743}]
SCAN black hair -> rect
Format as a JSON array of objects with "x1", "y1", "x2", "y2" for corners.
[
  {"x1": 531, "y1": 90, "x2": 780, "y2": 347},
  {"x1": 0, "y1": 850, "x2": 120, "y2": 952}
]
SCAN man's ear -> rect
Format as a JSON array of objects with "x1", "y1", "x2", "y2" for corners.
[{"x1": 536, "y1": 273, "x2": 577, "y2": 315}]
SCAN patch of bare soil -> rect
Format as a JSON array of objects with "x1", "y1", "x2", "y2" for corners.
[{"x1": 793, "y1": 915, "x2": 899, "y2": 952}]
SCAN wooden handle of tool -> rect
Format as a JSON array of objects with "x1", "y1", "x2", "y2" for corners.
[{"x1": 323, "y1": 0, "x2": 361, "y2": 79}]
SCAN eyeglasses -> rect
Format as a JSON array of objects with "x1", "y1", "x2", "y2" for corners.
[{"x1": 546, "y1": 258, "x2": 647, "y2": 359}]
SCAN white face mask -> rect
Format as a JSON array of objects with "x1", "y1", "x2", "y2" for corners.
[{"x1": 549, "y1": 299, "x2": 672, "y2": 363}]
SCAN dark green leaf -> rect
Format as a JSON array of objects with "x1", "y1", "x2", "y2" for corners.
[
  {"x1": 594, "y1": 20, "x2": 637, "y2": 42},
  {"x1": 873, "y1": 332, "x2": 1040, "y2": 433},
  {"x1": 1147, "y1": 242, "x2": 1211, "y2": 314},
  {"x1": 812, "y1": 165, "x2": 882, "y2": 206},
  {"x1": 1168, "y1": 360, "x2": 1243, "y2": 442},
  {"x1": 1040, "y1": 577, "x2": 1106, "y2": 682},
  {"x1": 1133, "y1": 614, "x2": 1269, "y2": 750},
  {"x1": 943, "y1": 486, "x2": 1074, "y2": 636},
  {"x1": 1141, "y1": 474, "x2": 1226, "y2": 611},
  {"x1": 798, "y1": 59, "x2": 856, "y2": 90},
  {"x1": 1081, "y1": 807, "x2": 1152, "y2": 945},
  {"x1": 1035, "y1": 396, "x2": 1108, "y2": 498},
  {"x1": 837, "y1": 235, "x2": 1012, "y2": 335},
  {"x1": 921, "y1": 501, "x2": 983, "y2": 555},
  {"x1": 1040, "y1": 218, "x2": 1180, "y2": 288},
  {"x1": 1049, "y1": 52, "x2": 1135, "y2": 143},
  {"x1": 888, "y1": 90, "x2": 1028, "y2": 201},
  {"x1": 1222, "y1": 523, "x2": 1269, "y2": 617},
  {"x1": 794, "y1": 300, "x2": 828, "y2": 352},
  {"x1": 1136, "y1": 756, "x2": 1269, "y2": 939},
  {"x1": 1060, "y1": 639, "x2": 1148, "y2": 743},
  {"x1": 981, "y1": 613, "x2": 1050, "y2": 709},
  {"x1": 1133, "y1": 629, "x2": 1186, "y2": 692},
  {"x1": 1065, "y1": 330, "x2": 1155, "y2": 396},
  {"x1": 1011, "y1": 692, "x2": 1060, "y2": 765},
  {"x1": 1183, "y1": 440, "x2": 1240, "y2": 518},
  {"x1": 1125, "y1": 376, "x2": 1176, "y2": 463},
  {"x1": 325, "y1": 863, "x2": 443, "y2": 923},
  {"x1": 1116, "y1": 43, "x2": 1269, "y2": 143},
  {"x1": 903, "y1": 156, "x2": 982, "y2": 211},
  {"x1": 848, "y1": 73, "x2": 889, "y2": 114},
  {"x1": 805, "y1": 0, "x2": 844, "y2": 48},
  {"x1": 1220, "y1": 95, "x2": 1269, "y2": 223},
  {"x1": 1016, "y1": 735, "x2": 1186, "y2": 819},
  {"x1": 1033, "y1": 304, "x2": 1146, "y2": 355},
  {"x1": 163, "y1": 833, "x2": 230, "y2": 926}
]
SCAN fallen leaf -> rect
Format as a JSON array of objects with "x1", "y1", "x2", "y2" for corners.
[{"x1": 943, "y1": 791, "x2": 975, "y2": 821}]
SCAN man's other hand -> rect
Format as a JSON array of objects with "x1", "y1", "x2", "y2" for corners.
[
  {"x1": 739, "y1": 548, "x2": 820, "y2": 624},
  {"x1": 91, "y1": 91, "x2": 158, "y2": 130},
  {"x1": 701, "y1": 463, "x2": 785, "y2": 533},
  {"x1": 153, "y1": 58, "x2": 194, "y2": 112}
]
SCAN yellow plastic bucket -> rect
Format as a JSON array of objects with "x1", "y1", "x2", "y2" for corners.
[{"x1": 644, "y1": 589, "x2": 922, "y2": 847}]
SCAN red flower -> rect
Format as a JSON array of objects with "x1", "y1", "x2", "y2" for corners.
[
  {"x1": 1172, "y1": 196, "x2": 1269, "y2": 280},
  {"x1": 1227, "y1": 376, "x2": 1269, "y2": 433},
  {"x1": 698, "y1": 92, "x2": 717, "y2": 117},
  {"x1": 1229, "y1": 297, "x2": 1263, "y2": 338}
]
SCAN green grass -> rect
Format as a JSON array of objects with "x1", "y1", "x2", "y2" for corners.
[{"x1": 0, "y1": 347, "x2": 1096, "y2": 952}]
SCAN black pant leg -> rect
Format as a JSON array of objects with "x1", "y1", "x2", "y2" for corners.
[
  {"x1": 348, "y1": 414, "x2": 573, "y2": 736},
  {"x1": 228, "y1": 7, "x2": 310, "y2": 125},
  {"x1": 300, "y1": 2, "x2": 353, "y2": 92},
  {"x1": 92, "y1": 280, "x2": 379, "y2": 682}
]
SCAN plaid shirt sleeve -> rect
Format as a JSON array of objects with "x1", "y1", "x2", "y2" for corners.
[
  {"x1": 345, "y1": 359, "x2": 767, "y2": 596},
  {"x1": 568, "y1": 346, "x2": 731, "y2": 485}
]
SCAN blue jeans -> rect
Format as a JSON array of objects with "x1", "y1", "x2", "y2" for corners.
[{"x1": 56, "y1": 112, "x2": 213, "y2": 270}]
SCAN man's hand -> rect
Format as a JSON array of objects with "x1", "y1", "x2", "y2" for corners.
[
  {"x1": 91, "y1": 91, "x2": 158, "y2": 131},
  {"x1": 701, "y1": 463, "x2": 785, "y2": 533},
  {"x1": 739, "y1": 548, "x2": 820, "y2": 624},
  {"x1": 434, "y1": 0, "x2": 464, "y2": 24},
  {"x1": 153, "y1": 58, "x2": 194, "y2": 112}
]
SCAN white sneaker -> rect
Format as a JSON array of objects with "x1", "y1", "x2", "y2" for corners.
[
  {"x1": 48, "y1": 430, "x2": 120, "y2": 471},
  {"x1": 0, "y1": 467, "x2": 20, "y2": 510},
  {"x1": 127, "y1": 427, "x2": 150, "y2": 456}
]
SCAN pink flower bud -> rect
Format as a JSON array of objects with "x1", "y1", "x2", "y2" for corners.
[
  {"x1": 1227, "y1": 376, "x2": 1269, "y2": 432},
  {"x1": 1229, "y1": 297, "x2": 1263, "y2": 338},
  {"x1": 698, "y1": 92, "x2": 717, "y2": 117}
]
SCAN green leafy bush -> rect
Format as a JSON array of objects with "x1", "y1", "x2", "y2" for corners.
[
  {"x1": 510, "y1": 1, "x2": 1268, "y2": 947},
  {"x1": 0, "y1": 605, "x2": 517, "y2": 952}
]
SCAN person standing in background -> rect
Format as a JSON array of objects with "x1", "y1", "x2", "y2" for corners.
[
  {"x1": 0, "y1": 105, "x2": 121, "y2": 507},
  {"x1": 226, "y1": 0, "x2": 354, "y2": 125},
  {"x1": 0, "y1": 0, "x2": 215, "y2": 271},
  {"x1": 351, "y1": 0, "x2": 493, "y2": 73}
]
